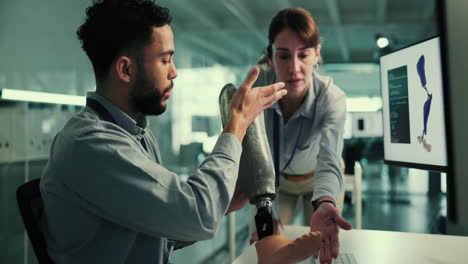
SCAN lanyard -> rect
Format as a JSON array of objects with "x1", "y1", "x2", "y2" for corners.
[
  {"x1": 273, "y1": 81, "x2": 320, "y2": 187},
  {"x1": 273, "y1": 112, "x2": 304, "y2": 187}
]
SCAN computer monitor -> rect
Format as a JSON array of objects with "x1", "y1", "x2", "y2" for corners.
[
  {"x1": 379, "y1": 36, "x2": 448, "y2": 172},
  {"x1": 438, "y1": 0, "x2": 468, "y2": 233}
]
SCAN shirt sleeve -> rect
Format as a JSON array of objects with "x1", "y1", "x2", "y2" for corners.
[
  {"x1": 59, "y1": 129, "x2": 242, "y2": 241},
  {"x1": 312, "y1": 85, "x2": 347, "y2": 202}
]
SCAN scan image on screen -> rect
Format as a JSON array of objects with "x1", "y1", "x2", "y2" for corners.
[
  {"x1": 380, "y1": 36, "x2": 448, "y2": 171},
  {"x1": 388, "y1": 65, "x2": 411, "y2": 144}
]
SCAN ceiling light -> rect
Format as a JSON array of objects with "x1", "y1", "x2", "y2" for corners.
[
  {"x1": 377, "y1": 37, "x2": 389, "y2": 49},
  {"x1": 0, "y1": 88, "x2": 86, "y2": 106}
]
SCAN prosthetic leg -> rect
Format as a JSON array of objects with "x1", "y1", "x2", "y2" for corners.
[{"x1": 219, "y1": 84, "x2": 276, "y2": 239}]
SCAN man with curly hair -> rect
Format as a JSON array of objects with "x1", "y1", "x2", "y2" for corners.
[{"x1": 39, "y1": 0, "x2": 286, "y2": 263}]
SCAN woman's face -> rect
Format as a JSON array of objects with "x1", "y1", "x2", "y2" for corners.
[{"x1": 268, "y1": 27, "x2": 320, "y2": 99}]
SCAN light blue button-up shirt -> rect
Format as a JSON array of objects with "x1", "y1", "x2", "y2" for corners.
[
  {"x1": 40, "y1": 92, "x2": 242, "y2": 264},
  {"x1": 255, "y1": 66, "x2": 347, "y2": 202}
]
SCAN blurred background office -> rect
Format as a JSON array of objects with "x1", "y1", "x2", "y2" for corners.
[{"x1": 0, "y1": 0, "x2": 451, "y2": 263}]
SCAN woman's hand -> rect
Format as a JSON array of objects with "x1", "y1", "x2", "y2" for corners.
[{"x1": 310, "y1": 202, "x2": 352, "y2": 264}]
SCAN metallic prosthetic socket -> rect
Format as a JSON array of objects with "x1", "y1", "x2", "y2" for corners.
[{"x1": 219, "y1": 83, "x2": 276, "y2": 239}]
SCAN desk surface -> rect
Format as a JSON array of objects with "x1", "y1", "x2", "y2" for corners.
[{"x1": 233, "y1": 225, "x2": 468, "y2": 264}]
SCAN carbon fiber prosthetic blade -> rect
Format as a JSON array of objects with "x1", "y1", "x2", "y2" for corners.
[{"x1": 218, "y1": 83, "x2": 276, "y2": 203}]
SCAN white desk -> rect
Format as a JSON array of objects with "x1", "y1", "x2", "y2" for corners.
[{"x1": 233, "y1": 225, "x2": 468, "y2": 264}]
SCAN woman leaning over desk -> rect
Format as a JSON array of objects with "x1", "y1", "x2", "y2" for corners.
[{"x1": 253, "y1": 7, "x2": 352, "y2": 264}]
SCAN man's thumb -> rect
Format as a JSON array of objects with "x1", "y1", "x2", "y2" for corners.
[{"x1": 241, "y1": 66, "x2": 260, "y2": 91}]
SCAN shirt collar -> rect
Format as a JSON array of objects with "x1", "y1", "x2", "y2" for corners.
[
  {"x1": 271, "y1": 73, "x2": 316, "y2": 120},
  {"x1": 87, "y1": 92, "x2": 147, "y2": 135}
]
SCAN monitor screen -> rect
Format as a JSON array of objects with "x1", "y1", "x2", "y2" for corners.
[{"x1": 380, "y1": 36, "x2": 448, "y2": 172}]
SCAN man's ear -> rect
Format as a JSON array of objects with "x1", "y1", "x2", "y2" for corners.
[{"x1": 115, "y1": 56, "x2": 136, "y2": 83}]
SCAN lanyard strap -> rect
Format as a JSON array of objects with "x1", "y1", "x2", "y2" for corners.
[
  {"x1": 273, "y1": 79, "x2": 320, "y2": 187},
  {"x1": 273, "y1": 113, "x2": 304, "y2": 188}
]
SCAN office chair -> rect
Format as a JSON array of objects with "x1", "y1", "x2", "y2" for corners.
[{"x1": 16, "y1": 178, "x2": 55, "y2": 264}]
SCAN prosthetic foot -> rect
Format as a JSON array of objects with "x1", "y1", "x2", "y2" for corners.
[
  {"x1": 423, "y1": 139, "x2": 432, "y2": 152},
  {"x1": 418, "y1": 136, "x2": 432, "y2": 152}
]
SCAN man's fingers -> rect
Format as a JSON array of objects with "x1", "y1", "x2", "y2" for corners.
[
  {"x1": 259, "y1": 82, "x2": 286, "y2": 107},
  {"x1": 270, "y1": 81, "x2": 286, "y2": 91},
  {"x1": 259, "y1": 82, "x2": 286, "y2": 97},
  {"x1": 263, "y1": 89, "x2": 287, "y2": 108},
  {"x1": 240, "y1": 66, "x2": 260, "y2": 92}
]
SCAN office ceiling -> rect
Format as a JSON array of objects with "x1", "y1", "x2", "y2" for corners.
[{"x1": 159, "y1": 0, "x2": 439, "y2": 67}]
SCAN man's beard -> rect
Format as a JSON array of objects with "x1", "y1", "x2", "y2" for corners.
[{"x1": 130, "y1": 71, "x2": 172, "y2": 116}]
